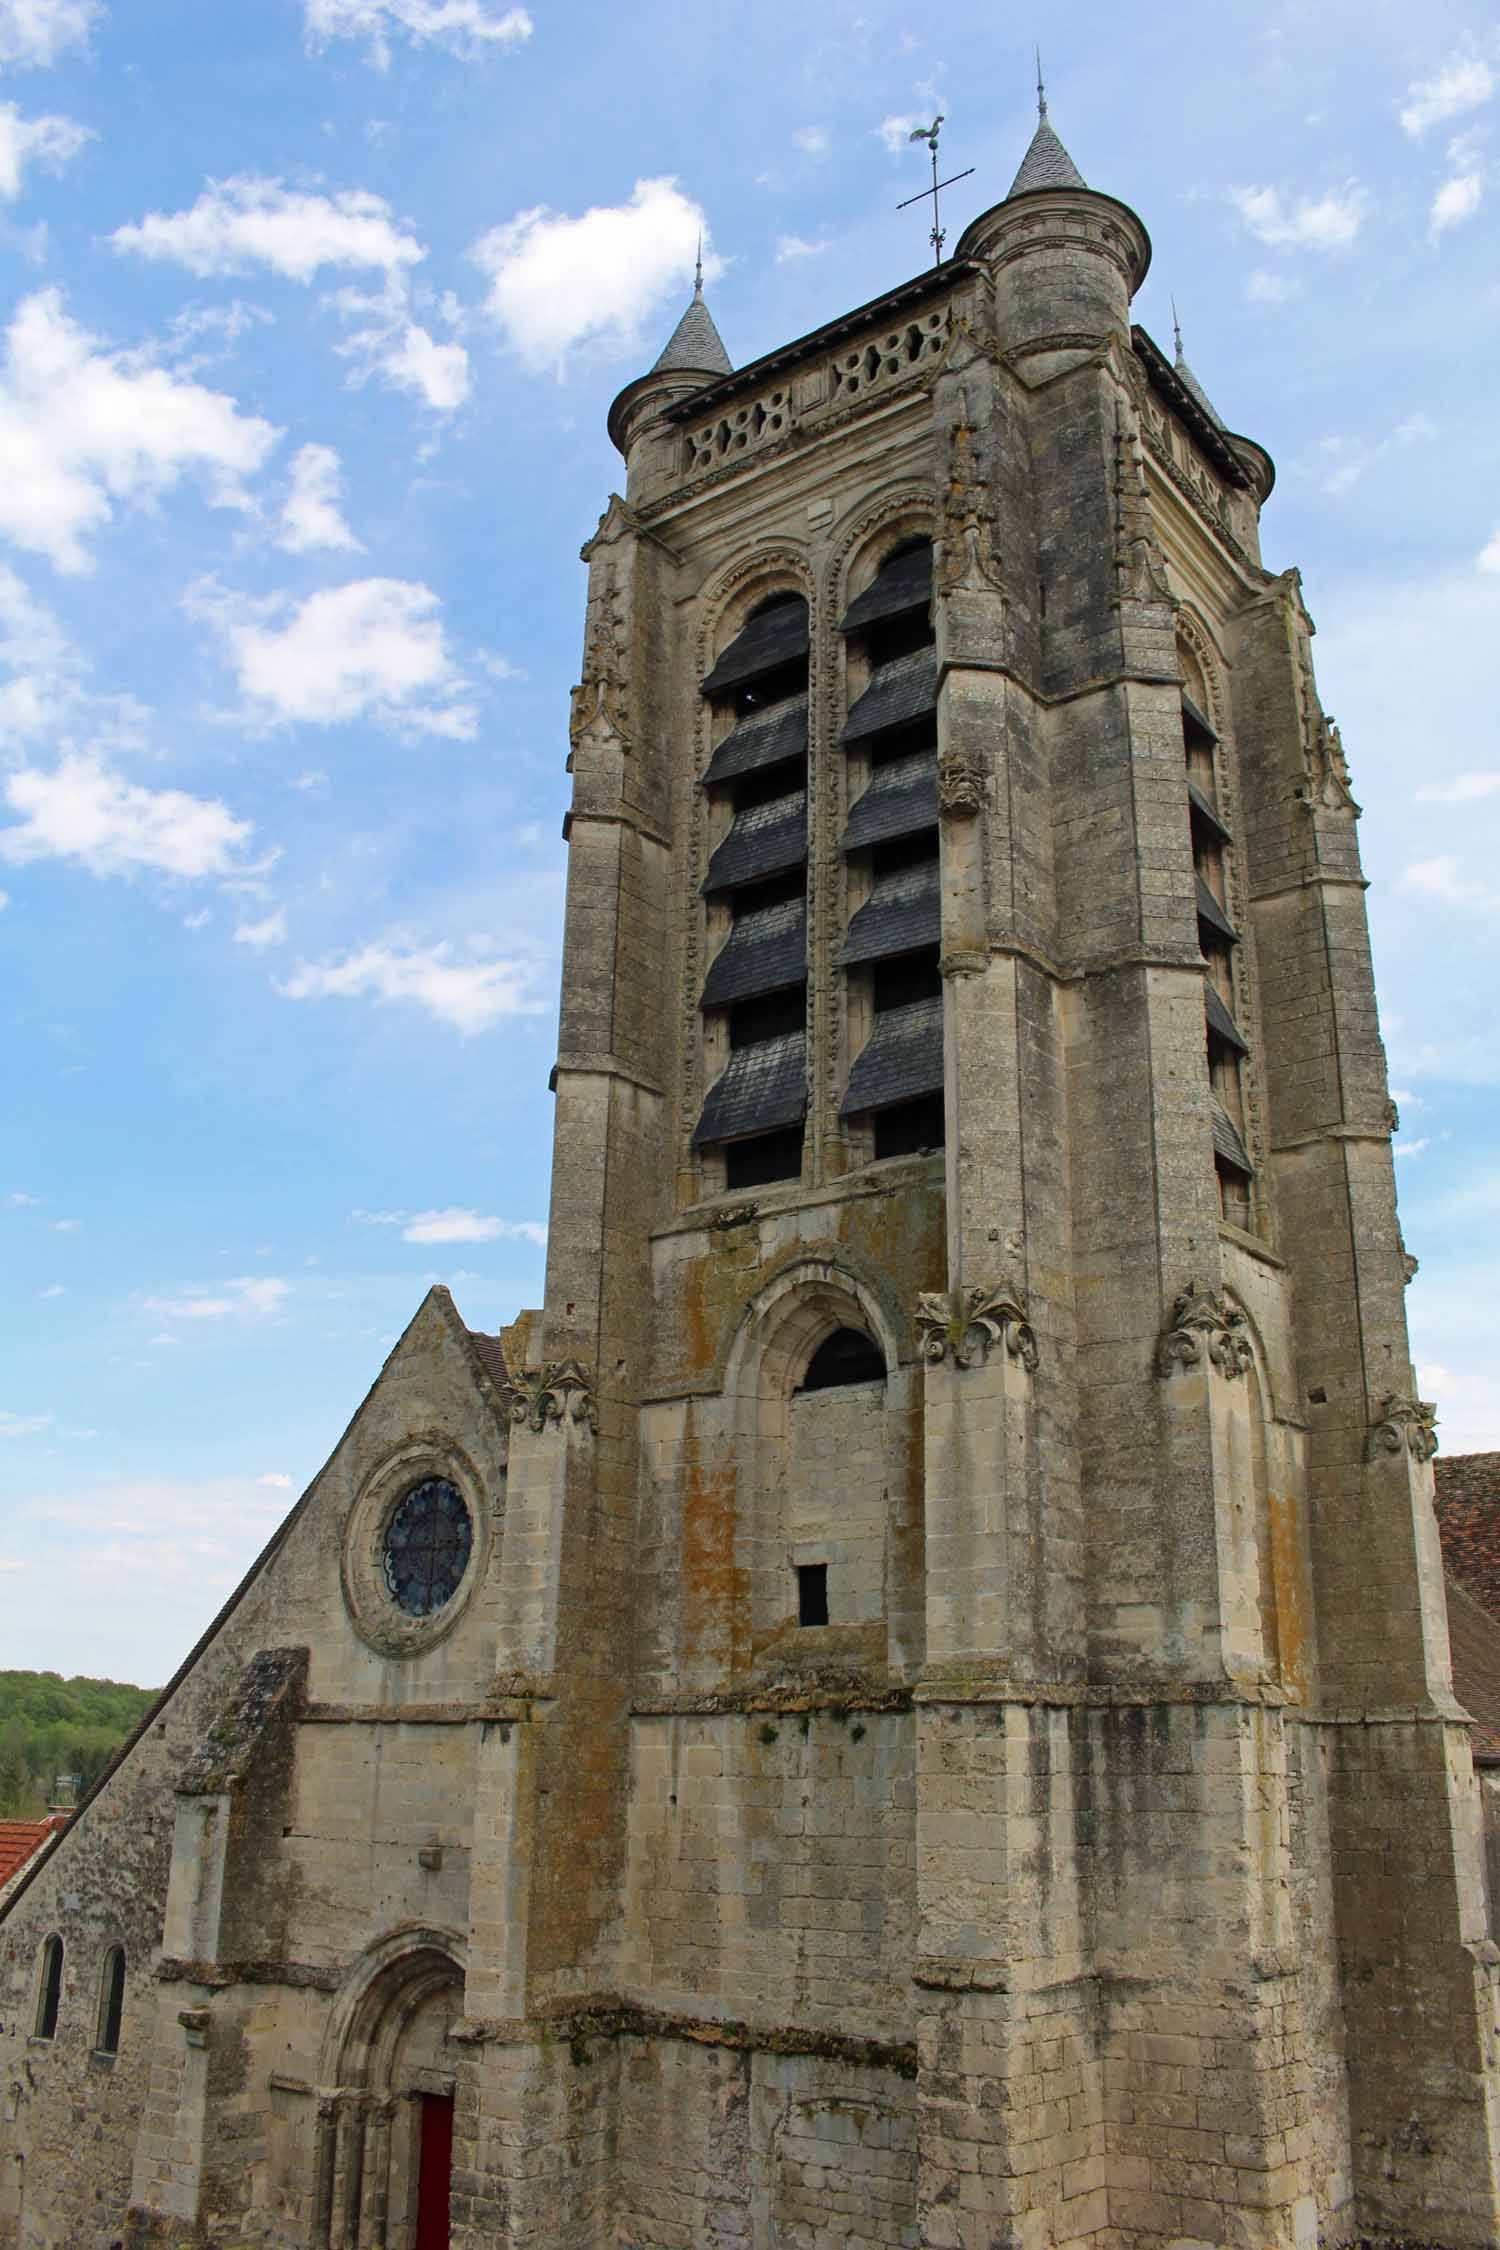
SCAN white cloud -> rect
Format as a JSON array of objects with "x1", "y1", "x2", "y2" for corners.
[
  {"x1": 1431, "y1": 136, "x2": 1484, "y2": 239},
  {"x1": 1313, "y1": 413, "x2": 1436, "y2": 497},
  {"x1": 877, "y1": 110, "x2": 939, "y2": 154},
  {"x1": 4, "y1": 1190, "x2": 40, "y2": 1207},
  {"x1": 1246, "y1": 267, "x2": 1301, "y2": 305},
  {"x1": 277, "y1": 442, "x2": 360, "y2": 553},
  {"x1": 0, "y1": 1407, "x2": 52, "y2": 1437},
  {"x1": 142, "y1": 1276, "x2": 289, "y2": 1321},
  {"x1": 191, "y1": 576, "x2": 476, "y2": 738},
  {"x1": 48, "y1": 1216, "x2": 78, "y2": 1231},
  {"x1": 0, "y1": 104, "x2": 90, "y2": 200},
  {"x1": 0, "y1": 887, "x2": 7, "y2": 907},
  {"x1": 472, "y1": 177, "x2": 714, "y2": 374},
  {"x1": 303, "y1": 0, "x2": 533, "y2": 69},
  {"x1": 1394, "y1": 1137, "x2": 1431, "y2": 1159},
  {"x1": 792, "y1": 126, "x2": 830, "y2": 156},
  {"x1": 258, "y1": 1471, "x2": 293, "y2": 1490},
  {"x1": 775, "y1": 233, "x2": 828, "y2": 264},
  {"x1": 1230, "y1": 183, "x2": 1367, "y2": 252},
  {"x1": 357, "y1": 1204, "x2": 546, "y2": 1244},
  {"x1": 0, "y1": 754, "x2": 253, "y2": 880},
  {"x1": 233, "y1": 907, "x2": 286, "y2": 949},
  {"x1": 1397, "y1": 853, "x2": 1500, "y2": 912},
  {"x1": 1414, "y1": 772, "x2": 1500, "y2": 806},
  {"x1": 1400, "y1": 55, "x2": 1495, "y2": 137},
  {"x1": 38, "y1": 1282, "x2": 63, "y2": 1297},
  {"x1": 333, "y1": 277, "x2": 471, "y2": 410},
  {"x1": 112, "y1": 175, "x2": 423, "y2": 284},
  {"x1": 279, "y1": 939, "x2": 541, "y2": 1034},
  {"x1": 0, "y1": 288, "x2": 278, "y2": 575},
  {"x1": 0, "y1": 0, "x2": 98, "y2": 68},
  {"x1": 1480, "y1": 529, "x2": 1500, "y2": 575}
]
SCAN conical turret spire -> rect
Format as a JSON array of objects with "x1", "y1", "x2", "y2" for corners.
[
  {"x1": 1006, "y1": 61, "x2": 1086, "y2": 196},
  {"x1": 651, "y1": 249, "x2": 733, "y2": 377},
  {"x1": 1169, "y1": 297, "x2": 1226, "y2": 431}
]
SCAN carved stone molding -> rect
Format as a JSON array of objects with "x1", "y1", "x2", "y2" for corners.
[
  {"x1": 569, "y1": 553, "x2": 632, "y2": 757},
  {"x1": 502, "y1": 1360, "x2": 599, "y2": 1435},
  {"x1": 937, "y1": 749, "x2": 985, "y2": 818},
  {"x1": 1114, "y1": 388, "x2": 1173, "y2": 608},
  {"x1": 936, "y1": 387, "x2": 1007, "y2": 602},
  {"x1": 1156, "y1": 1285, "x2": 1253, "y2": 1380},
  {"x1": 1367, "y1": 1394, "x2": 1439, "y2": 1464},
  {"x1": 915, "y1": 1282, "x2": 1038, "y2": 1373}
]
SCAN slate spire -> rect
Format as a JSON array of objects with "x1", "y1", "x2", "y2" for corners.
[
  {"x1": 1006, "y1": 62, "x2": 1086, "y2": 197},
  {"x1": 651, "y1": 247, "x2": 733, "y2": 377},
  {"x1": 1170, "y1": 298, "x2": 1227, "y2": 431}
]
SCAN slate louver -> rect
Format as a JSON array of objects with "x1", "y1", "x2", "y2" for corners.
[
  {"x1": 1206, "y1": 983, "x2": 1249, "y2": 1056},
  {"x1": 702, "y1": 790, "x2": 808, "y2": 895},
  {"x1": 700, "y1": 602, "x2": 810, "y2": 698},
  {"x1": 701, "y1": 896, "x2": 808, "y2": 1009},
  {"x1": 842, "y1": 996, "x2": 944, "y2": 1116},
  {"x1": 841, "y1": 751, "x2": 940, "y2": 854},
  {"x1": 1196, "y1": 875, "x2": 1237, "y2": 945},
  {"x1": 701, "y1": 696, "x2": 808, "y2": 790},
  {"x1": 1188, "y1": 780, "x2": 1231, "y2": 843},
  {"x1": 695, "y1": 1032, "x2": 808, "y2": 1147},
  {"x1": 842, "y1": 649, "x2": 938, "y2": 744},
  {"x1": 840, "y1": 861, "x2": 942, "y2": 967},
  {"x1": 839, "y1": 545, "x2": 933, "y2": 634},
  {"x1": 1211, "y1": 1097, "x2": 1253, "y2": 1178}
]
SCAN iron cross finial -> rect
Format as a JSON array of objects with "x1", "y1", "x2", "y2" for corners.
[{"x1": 897, "y1": 113, "x2": 973, "y2": 269}]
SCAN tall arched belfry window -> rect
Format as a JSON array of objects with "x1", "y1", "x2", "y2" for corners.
[
  {"x1": 1180, "y1": 646, "x2": 1253, "y2": 1229},
  {"x1": 838, "y1": 539, "x2": 945, "y2": 1159},
  {"x1": 695, "y1": 592, "x2": 810, "y2": 1189}
]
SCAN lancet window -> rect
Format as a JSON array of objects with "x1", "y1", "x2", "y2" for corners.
[
  {"x1": 837, "y1": 539, "x2": 945, "y2": 1159},
  {"x1": 96, "y1": 1944, "x2": 125, "y2": 2055},
  {"x1": 35, "y1": 1933, "x2": 63, "y2": 2039},
  {"x1": 695, "y1": 592, "x2": 810, "y2": 1188},
  {"x1": 1181, "y1": 654, "x2": 1254, "y2": 1230}
]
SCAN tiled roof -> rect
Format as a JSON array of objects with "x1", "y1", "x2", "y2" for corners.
[
  {"x1": 0, "y1": 1815, "x2": 67, "y2": 1889},
  {"x1": 1436, "y1": 1452, "x2": 1500, "y2": 1617},
  {"x1": 465, "y1": 1329, "x2": 510, "y2": 1391},
  {"x1": 1446, "y1": 1574, "x2": 1500, "y2": 1763}
]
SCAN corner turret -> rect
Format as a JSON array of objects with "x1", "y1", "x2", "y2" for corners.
[{"x1": 607, "y1": 255, "x2": 733, "y2": 497}]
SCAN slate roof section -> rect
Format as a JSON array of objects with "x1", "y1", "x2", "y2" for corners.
[
  {"x1": 840, "y1": 544, "x2": 932, "y2": 634},
  {"x1": 701, "y1": 600, "x2": 809, "y2": 698},
  {"x1": 1206, "y1": 983, "x2": 1249, "y2": 1056},
  {"x1": 701, "y1": 697, "x2": 807, "y2": 791},
  {"x1": 1436, "y1": 1453, "x2": 1500, "y2": 1618},
  {"x1": 1210, "y1": 1097, "x2": 1253, "y2": 1177},
  {"x1": 1197, "y1": 875, "x2": 1238, "y2": 945},
  {"x1": 701, "y1": 897, "x2": 807, "y2": 1008},
  {"x1": 842, "y1": 649, "x2": 938, "y2": 744},
  {"x1": 843, "y1": 996, "x2": 944, "y2": 1115},
  {"x1": 1445, "y1": 1572, "x2": 1500, "y2": 1763},
  {"x1": 1173, "y1": 347, "x2": 1227, "y2": 434},
  {"x1": 842, "y1": 750, "x2": 939, "y2": 854},
  {"x1": 702, "y1": 789, "x2": 808, "y2": 895},
  {"x1": 840, "y1": 860, "x2": 941, "y2": 966},
  {"x1": 1006, "y1": 117, "x2": 1086, "y2": 197},
  {"x1": 652, "y1": 284, "x2": 733, "y2": 378},
  {"x1": 695, "y1": 1031, "x2": 808, "y2": 1146}
]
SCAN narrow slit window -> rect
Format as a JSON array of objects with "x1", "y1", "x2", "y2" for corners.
[
  {"x1": 797, "y1": 1563, "x2": 830, "y2": 1627},
  {"x1": 97, "y1": 1945, "x2": 125, "y2": 2056},
  {"x1": 35, "y1": 1934, "x2": 63, "y2": 2039}
]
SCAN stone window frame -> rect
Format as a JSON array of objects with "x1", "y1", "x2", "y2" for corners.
[
  {"x1": 32, "y1": 1932, "x2": 63, "y2": 2041},
  {"x1": 94, "y1": 1942, "x2": 126, "y2": 2058},
  {"x1": 340, "y1": 1438, "x2": 493, "y2": 1661}
]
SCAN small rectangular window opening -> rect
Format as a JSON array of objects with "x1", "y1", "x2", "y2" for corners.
[{"x1": 797, "y1": 1563, "x2": 829, "y2": 1628}]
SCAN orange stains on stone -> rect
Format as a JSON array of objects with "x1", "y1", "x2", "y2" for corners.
[{"x1": 679, "y1": 1405, "x2": 745, "y2": 1673}]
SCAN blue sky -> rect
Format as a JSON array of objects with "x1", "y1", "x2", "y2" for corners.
[{"x1": 0, "y1": 0, "x2": 1496, "y2": 1685}]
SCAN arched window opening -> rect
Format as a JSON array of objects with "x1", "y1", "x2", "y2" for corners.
[
  {"x1": 96, "y1": 1945, "x2": 125, "y2": 2056},
  {"x1": 1179, "y1": 640, "x2": 1255, "y2": 1230},
  {"x1": 35, "y1": 1934, "x2": 63, "y2": 2039},
  {"x1": 797, "y1": 1326, "x2": 887, "y2": 1392}
]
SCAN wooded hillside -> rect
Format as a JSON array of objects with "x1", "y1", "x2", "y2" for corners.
[{"x1": 0, "y1": 1671, "x2": 157, "y2": 1816}]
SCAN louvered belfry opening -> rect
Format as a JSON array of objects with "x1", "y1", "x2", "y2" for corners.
[
  {"x1": 838, "y1": 539, "x2": 945, "y2": 1161},
  {"x1": 1183, "y1": 680, "x2": 1253, "y2": 1229},
  {"x1": 696, "y1": 592, "x2": 811, "y2": 1189}
]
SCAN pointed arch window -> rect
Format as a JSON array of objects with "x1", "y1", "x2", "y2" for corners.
[
  {"x1": 35, "y1": 1934, "x2": 63, "y2": 2039},
  {"x1": 1179, "y1": 653, "x2": 1254, "y2": 1230},
  {"x1": 96, "y1": 1945, "x2": 125, "y2": 2056}
]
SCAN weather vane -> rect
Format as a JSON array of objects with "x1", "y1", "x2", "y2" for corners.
[{"x1": 897, "y1": 114, "x2": 974, "y2": 268}]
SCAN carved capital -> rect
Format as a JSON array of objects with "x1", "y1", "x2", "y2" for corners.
[
  {"x1": 915, "y1": 1283, "x2": 1038, "y2": 1374},
  {"x1": 1156, "y1": 1284, "x2": 1253, "y2": 1380},
  {"x1": 1367, "y1": 1394, "x2": 1439, "y2": 1464},
  {"x1": 937, "y1": 749, "x2": 985, "y2": 818},
  {"x1": 502, "y1": 1360, "x2": 599, "y2": 1435}
]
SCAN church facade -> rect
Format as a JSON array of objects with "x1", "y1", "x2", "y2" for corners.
[{"x1": 4, "y1": 107, "x2": 1497, "y2": 2250}]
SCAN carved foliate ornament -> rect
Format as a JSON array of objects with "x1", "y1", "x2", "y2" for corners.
[
  {"x1": 569, "y1": 557, "x2": 631, "y2": 756},
  {"x1": 936, "y1": 387, "x2": 1007, "y2": 601},
  {"x1": 1114, "y1": 389, "x2": 1173, "y2": 607},
  {"x1": 1367, "y1": 1394, "x2": 1439, "y2": 1464},
  {"x1": 938, "y1": 749, "x2": 985, "y2": 818},
  {"x1": 1156, "y1": 1284, "x2": 1253, "y2": 1380},
  {"x1": 915, "y1": 1282, "x2": 1039, "y2": 1373},
  {"x1": 502, "y1": 1360, "x2": 599, "y2": 1434},
  {"x1": 1307, "y1": 712, "x2": 1357, "y2": 813}
]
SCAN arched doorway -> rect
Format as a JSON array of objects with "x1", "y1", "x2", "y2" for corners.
[{"x1": 316, "y1": 1937, "x2": 464, "y2": 2250}]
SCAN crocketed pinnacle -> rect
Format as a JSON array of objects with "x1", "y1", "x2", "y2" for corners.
[{"x1": 651, "y1": 273, "x2": 733, "y2": 377}]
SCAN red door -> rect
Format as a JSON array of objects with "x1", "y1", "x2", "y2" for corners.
[{"x1": 415, "y1": 2092, "x2": 454, "y2": 2250}]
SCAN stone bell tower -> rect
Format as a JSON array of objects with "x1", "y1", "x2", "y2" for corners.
[{"x1": 468, "y1": 98, "x2": 1500, "y2": 2250}]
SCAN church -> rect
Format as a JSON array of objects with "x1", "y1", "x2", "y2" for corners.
[{"x1": 4, "y1": 96, "x2": 1497, "y2": 2250}]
